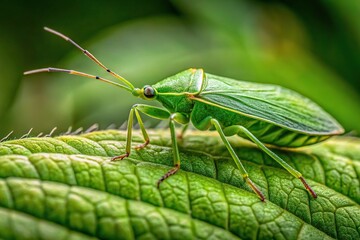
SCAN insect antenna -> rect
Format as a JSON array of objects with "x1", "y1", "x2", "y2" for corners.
[
  {"x1": 42, "y1": 27, "x2": 134, "y2": 90},
  {"x1": 24, "y1": 67, "x2": 133, "y2": 92}
]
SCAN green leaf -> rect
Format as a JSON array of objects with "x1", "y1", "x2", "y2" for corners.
[{"x1": 0, "y1": 130, "x2": 359, "y2": 239}]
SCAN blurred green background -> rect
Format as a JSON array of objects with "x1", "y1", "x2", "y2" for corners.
[{"x1": 1, "y1": 0, "x2": 360, "y2": 138}]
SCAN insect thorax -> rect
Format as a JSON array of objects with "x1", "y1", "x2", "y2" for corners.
[{"x1": 153, "y1": 68, "x2": 204, "y2": 115}]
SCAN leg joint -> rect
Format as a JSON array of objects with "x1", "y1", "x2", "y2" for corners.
[
  {"x1": 170, "y1": 113, "x2": 189, "y2": 124},
  {"x1": 170, "y1": 113, "x2": 176, "y2": 121}
]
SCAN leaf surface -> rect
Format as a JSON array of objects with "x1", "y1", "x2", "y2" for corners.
[{"x1": 0, "y1": 130, "x2": 359, "y2": 239}]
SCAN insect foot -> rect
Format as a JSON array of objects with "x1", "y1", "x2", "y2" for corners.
[
  {"x1": 134, "y1": 139, "x2": 150, "y2": 150},
  {"x1": 111, "y1": 153, "x2": 129, "y2": 161},
  {"x1": 300, "y1": 176, "x2": 317, "y2": 198},
  {"x1": 245, "y1": 177, "x2": 265, "y2": 201},
  {"x1": 157, "y1": 164, "x2": 180, "y2": 188}
]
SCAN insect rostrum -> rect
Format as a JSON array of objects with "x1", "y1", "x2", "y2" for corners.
[{"x1": 24, "y1": 27, "x2": 344, "y2": 201}]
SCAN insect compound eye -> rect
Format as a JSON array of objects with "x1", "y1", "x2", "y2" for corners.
[{"x1": 143, "y1": 86, "x2": 155, "y2": 98}]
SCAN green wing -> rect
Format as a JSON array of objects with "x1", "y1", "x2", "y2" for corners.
[{"x1": 198, "y1": 73, "x2": 344, "y2": 135}]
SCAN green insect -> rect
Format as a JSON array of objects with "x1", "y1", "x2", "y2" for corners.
[{"x1": 25, "y1": 27, "x2": 344, "y2": 201}]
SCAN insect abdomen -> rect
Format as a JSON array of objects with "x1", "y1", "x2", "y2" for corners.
[
  {"x1": 241, "y1": 120, "x2": 330, "y2": 147},
  {"x1": 190, "y1": 102, "x2": 330, "y2": 148}
]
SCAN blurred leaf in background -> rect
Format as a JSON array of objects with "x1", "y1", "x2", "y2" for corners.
[{"x1": 0, "y1": 0, "x2": 360, "y2": 137}]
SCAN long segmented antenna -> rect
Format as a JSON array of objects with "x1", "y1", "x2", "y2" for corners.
[
  {"x1": 24, "y1": 67, "x2": 132, "y2": 92},
  {"x1": 24, "y1": 27, "x2": 134, "y2": 92},
  {"x1": 44, "y1": 27, "x2": 134, "y2": 89}
]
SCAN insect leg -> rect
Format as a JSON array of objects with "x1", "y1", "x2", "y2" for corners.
[
  {"x1": 157, "y1": 113, "x2": 189, "y2": 188},
  {"x1": 111, "y1": 104, "x2": 170, "y2": 161},
  {"x1": 133, "y1": 108, "x2": 150, "y2": 150},
  {"x1": 225, "y1": 125, "x2": 317, "y2": 199},
  {"x1": 111, "y1": 107, "x2": 135, "y2": 161},
  {"x1": 177, "y1": 124, "x2": 189, "y2": 139},
  {"x1": 210, "y1": 118, "x2": 265, "y2": 201}
]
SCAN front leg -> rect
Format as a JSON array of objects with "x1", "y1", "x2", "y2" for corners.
[
  {"x1": 133, "y1": 109, "x2": 150, "y2": 150},
  {"x1": 111, "y1": 104, "x2": 170, "y2": 161},
  {"x1": 177, "y1": 124, "x2": 189, "y2": 140}
]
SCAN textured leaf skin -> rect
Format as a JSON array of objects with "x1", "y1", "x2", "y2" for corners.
[{"x1": 0, "y1": 130, "x2": 359, "y2": 239}]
